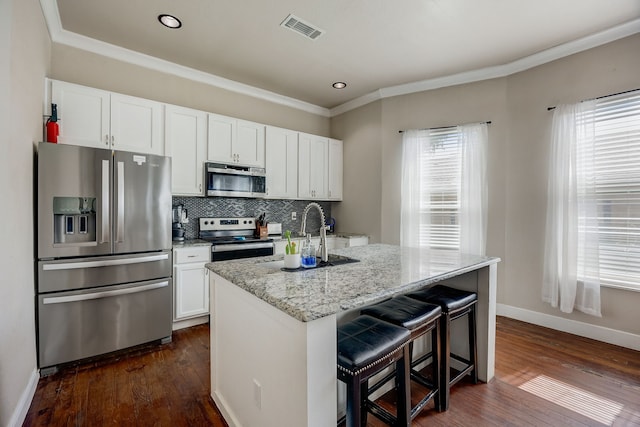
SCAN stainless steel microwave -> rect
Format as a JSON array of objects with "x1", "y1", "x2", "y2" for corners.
[{"x1": 205, "y1": 162, "x2": 266, "y2": 198}]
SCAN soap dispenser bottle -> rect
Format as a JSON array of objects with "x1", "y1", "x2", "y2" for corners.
[{"x1": 301, "y1": 233, "x2": 317, "y2": 268}]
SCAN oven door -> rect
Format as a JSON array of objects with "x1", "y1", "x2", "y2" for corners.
[{"x1": 211, "y1": 242, "x2": 275, "y2": 261}]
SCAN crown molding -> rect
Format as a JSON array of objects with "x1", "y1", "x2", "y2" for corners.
[
  {"x1": 40, "y1": 1, "x2": 640, "y2": 120},
  {"x1": 330, "y1": 18, "x2": 640, "y2": 117},
  {"x1": 39, "y1": 1, "x2": 330, "y2": 117}
]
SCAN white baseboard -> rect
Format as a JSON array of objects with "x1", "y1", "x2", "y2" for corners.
[
  {"x1": 8, "y1": 368, "x2": 39, "y2": 427},
  {"x1": 497, "y1": 304, "x2": 640, "y2": 352},
  {"x1": 172, "y1": 315, "x2": 209, "y2": 331}
]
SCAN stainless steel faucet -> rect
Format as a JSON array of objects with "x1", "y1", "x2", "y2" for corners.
[{"x1": 299, "y1": 202, "x2": 329, "y2": 262}]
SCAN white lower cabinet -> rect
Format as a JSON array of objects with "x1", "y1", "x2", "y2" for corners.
[{"x1": 173, "y1": 246, "x2": 210, "y2": 329}]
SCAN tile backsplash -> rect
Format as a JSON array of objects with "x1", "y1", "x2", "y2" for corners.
[{"x1": 173, "y1": 197, "x2": 332, "y2": 239}]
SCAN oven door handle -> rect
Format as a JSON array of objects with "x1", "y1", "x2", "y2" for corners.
[
  {"x1": 42, "y1": 281, "x2": 169, "y2": 305},
  {"x1": 212, "y1": 242, "x2": 274, "y2": 253}
]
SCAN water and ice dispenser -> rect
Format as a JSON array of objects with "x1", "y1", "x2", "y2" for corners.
[{"x1": 52, "y1": 196, "x2": 97, "y2": 245}]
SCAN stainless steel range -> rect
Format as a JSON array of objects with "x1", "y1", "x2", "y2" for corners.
[{"x1": 199, "y1": 217, "x2": 275, "y2": 261}]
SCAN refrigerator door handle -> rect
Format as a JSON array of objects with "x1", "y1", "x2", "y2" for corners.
[
  {"x1": 42, "y1": 281, "x2": 169, "y2": 305},
  {"x1": 100, "y1": 159, "x2": 110, "y2": 243},
  {"x1": 42, "y1": 253, "x2": 170, "y2": 271},
  {"x1": 116, "y1": 161, "x2": 125, "y2": 243}
]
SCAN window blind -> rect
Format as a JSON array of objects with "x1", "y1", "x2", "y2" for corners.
[
  {"x1": 578, "y1": 90, "x2": 640, "y2": 290},
  {"x1": 419, "y1": 127, "x2": 462, "y2": 249}
]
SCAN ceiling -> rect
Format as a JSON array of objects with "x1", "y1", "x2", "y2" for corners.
[{"x1": 47, "y1": 0, "x2": 640, "y2": 114}]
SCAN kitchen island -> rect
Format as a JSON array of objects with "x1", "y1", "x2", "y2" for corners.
[{"x1": 206, "y1": 244, "x2": 500, "y2": 427}]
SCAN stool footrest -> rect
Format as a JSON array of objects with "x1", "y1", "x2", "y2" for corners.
[
  {"x1": 367, "y1": 400, "x2": 398, "y2": 426},
  {"x1": 411, "y1": 388, "x2": 438, "y2": 420}
]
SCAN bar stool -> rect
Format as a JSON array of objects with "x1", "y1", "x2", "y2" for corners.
[
  {"x1": 407, "y1": 285, "x2": 478, "y2": 411},
  {"x1": 361, "y1": 295, "x2": 442, "y2": 420},
  {"x1": 337, "y1": 315, "x2": 411, "y2": 427}
]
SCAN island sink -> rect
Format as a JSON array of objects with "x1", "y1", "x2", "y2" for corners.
[{"x1": 262, "y1": 254, "x2": 359, "y2": 270}]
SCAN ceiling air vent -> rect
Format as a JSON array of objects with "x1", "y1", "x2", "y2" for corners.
[{"x1": 280, "y1": 14, "x2": 324, "y2": 40}]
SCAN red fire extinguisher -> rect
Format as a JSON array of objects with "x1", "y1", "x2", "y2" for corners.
[{"x1": 46, "y1": 103, "x2": 59, "y2": 143}]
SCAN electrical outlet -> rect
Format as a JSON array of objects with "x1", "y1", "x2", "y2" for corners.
[
  {"x1": 253, "y1": 379, "x2": 262, "y2": 409},
  {"x1": 291, "y1": 211, "x2": 297, "y2": 221}
]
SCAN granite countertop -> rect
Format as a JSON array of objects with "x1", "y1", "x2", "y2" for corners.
[
  {"x1": 172, "y1": 239, "x2": 211, "y2": 248},
  {"x1": 206, "y1": 243, "x2": 499, "y2": 322}
]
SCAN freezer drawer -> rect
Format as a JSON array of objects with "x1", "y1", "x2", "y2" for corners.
[
  {"x1": 38, "y1": 278, "x2": 172, "y2": 369},
  {"x1": 37, "y1": 251, "x2": 172, "y2": 293}
]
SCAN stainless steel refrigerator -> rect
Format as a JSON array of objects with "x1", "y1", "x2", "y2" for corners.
[{"x1": 36, "y1": 142, "x2": 173, "y2": 373}]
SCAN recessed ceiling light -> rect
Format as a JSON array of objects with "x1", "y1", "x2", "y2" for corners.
[
  {"x1": 332, "y1": 82, "x2": 347, "y2": 89},
  {"x1": 158, "y1": 14, "x2": 182, "y2": 29}
]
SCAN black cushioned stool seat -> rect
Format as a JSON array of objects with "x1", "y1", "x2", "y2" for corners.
[
  {"x1": 406, "y1": 285, "x2": 478, "y2": 411},
  {"x1": 337, "y1": 315, "x2": 411, "y2": 427},
  {"x1": 361, "y1": 295, "x2": 442, "y2": 420}
]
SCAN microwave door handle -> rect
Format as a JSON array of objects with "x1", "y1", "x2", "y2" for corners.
[
  {"x1": 116, "y1": 161, "x2": 125, "y2": 243},
  {"x1": 100, "y1": 159, "x2": 110, "y2": 243}
]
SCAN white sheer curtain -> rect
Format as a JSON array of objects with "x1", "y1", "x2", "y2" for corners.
[
  {"x1": 400, "y1": 129, "x2": 425, "y2": 248},
  {"x1": 400, "y1": 124, "x2": 488, "y2": 254},
  {"x1": 459, "y1": 124, "x2": 488, "y2": 255},
  {"x1": 543, "y1": 101, "x2": 602, "y2": 316}
]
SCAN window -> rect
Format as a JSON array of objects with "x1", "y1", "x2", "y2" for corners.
[
  {"x1": 418, "y1": 127, "x2": 462, "y2": 249},
  {"x1": 400, "y1": 123, "x2": 488, "y2": 254},
  {"x1": 544, "y1": 89, "x2": 640, "y2": 316},
  {"x1": 578, "y1": 91, "x2": 640, "y2": 291}
]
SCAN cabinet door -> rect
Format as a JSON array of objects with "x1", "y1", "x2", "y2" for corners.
[
  {"x1": 51, "y1": 80, "x2": 110, "y2": 149},
  {"x1": 265, "y1": 126, "x2": 298, "y2": 199},
  {"x1": 309, "y1": 135, "x2": 328, "y2": 199},
  {"x1": 110, "y1": 93, "x2": 164, "y2": 155},
  {"x1": 174, "y1": 263, "x2": 210, "y2": 320},
  {"x1": 298, "y1": 132, "x2": 313, "y2": 199},
  {"x1": 207, "y1": 113, "x2": 235, "y2": 163},
  {"x1": 236, "y1": 120, "x2": 265, "y2": 167},
  {"x1": 328, "y1": 138, "x2": 343, "y2": 200},
  {"x1": 165, "y1": 105, "x2": 207, "y2": 195}
]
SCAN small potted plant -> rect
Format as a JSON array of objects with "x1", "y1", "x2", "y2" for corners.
[{"x1": 283, "y1": 230, "x2": 300, "y2": 269}]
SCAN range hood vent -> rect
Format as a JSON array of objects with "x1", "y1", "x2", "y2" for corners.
[{"x1": 280, "y1": 14, "x2": 324, "y2": 40}]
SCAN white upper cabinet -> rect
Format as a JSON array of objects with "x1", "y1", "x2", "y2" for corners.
[
  {"x1": 165, "y1": 105, "x2": 207, "y2": 195},
  {"x1": 51, "y1": 80, "x2": 110, "y2": 149},
  {"x1": 298, "y1": 132, "x2": 328, "y2": 199},
  {"x1": 50, "y1": 80, "x2": 164, "y2": 155},
  {"x1": 265, "y1": 126, "x2": 298, "y2": 199},
  {"x1": 207, "y1": 113, "x2": 265, "y2": 167},
  {"x1": 109, "y1": 93, "x2": 164, "y2": 155},
  {"x1": 237, "y1": 120, "x2": 265, "y2": 167},
  {"x1": 328, "y1": 138, "x2": 343, "y2": 201}
]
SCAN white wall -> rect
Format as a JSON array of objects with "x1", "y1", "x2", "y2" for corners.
[{"x1": 0, "y1": 0, "x2": 51, "y2": 425}]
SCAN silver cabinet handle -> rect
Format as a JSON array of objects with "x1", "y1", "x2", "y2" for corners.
[
  {"x1": 116, "y1": 161, "x2": 125, "y2": 243},
  {"x1": 43, "y1": 281, "x2": 168, "y2": 305},
  {"x1": 42, "y1": 253, "x2": 169, "y2": 271},
  {"x1": 100, "y1": 159, "x2": 110, "y2": 243},
  {"x1": 105, "y1": 135, "x2": 109, "y2": 145}
]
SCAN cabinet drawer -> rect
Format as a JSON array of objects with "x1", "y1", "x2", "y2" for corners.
[{"x1": 174, "y1": 246, "x2": 211, "y2": 264}]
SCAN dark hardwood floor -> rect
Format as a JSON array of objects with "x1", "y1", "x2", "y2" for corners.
[{"x1": 24, "y1": 317, "x2": 640, "y2": 426}]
